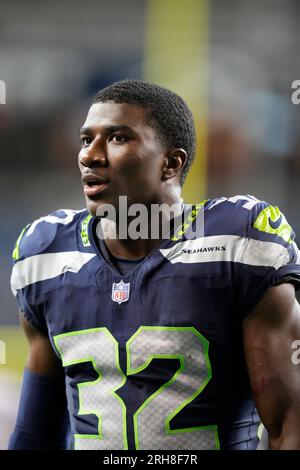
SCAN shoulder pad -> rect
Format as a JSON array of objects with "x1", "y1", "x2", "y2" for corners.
[
  {"x1": 207, "y1": 194, "x2": 261, "y2": 212},
  {"x1": 206, "y1": 195, "x2": 295, "y2": 244},
  {"x1": 250, "y1": 202, "x2": 295, "y2": 245},
  {"x1": 12, "y1": 209, "x2": 86, "y2": 261}
]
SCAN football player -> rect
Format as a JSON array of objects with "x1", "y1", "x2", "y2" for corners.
[{"x1": 9, "y1": 80, "x2": 300, "y2": 450}]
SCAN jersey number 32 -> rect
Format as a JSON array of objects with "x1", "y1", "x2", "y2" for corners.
[{"x1": 54, "y1": 326, "x2": 219, "y2": 450}]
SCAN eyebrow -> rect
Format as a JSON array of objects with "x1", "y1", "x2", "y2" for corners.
[{"x1": 79, "y1": 124, "x2": 134, "y2": 136}]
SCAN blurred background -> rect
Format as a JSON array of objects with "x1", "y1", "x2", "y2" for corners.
[{"x1": 1, "y1": 0, "x2": 300, "y2": 448}]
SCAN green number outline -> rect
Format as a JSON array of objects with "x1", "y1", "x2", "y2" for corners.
[
  {"x1": 53, "y1": 327, "x2": 128, "y2": 449},
  {"x1": 126, "y1": 326, "x2": 220, "y2": 450}
]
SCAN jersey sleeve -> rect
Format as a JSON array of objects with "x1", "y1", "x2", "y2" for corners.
[
  {"x1": 10, "y1": 209, "x2": 79, "y2": 334},
  {"x1": 10, "y1": 222, "x2": 50, "y2": 334},
  {"x1": 10, "y1": 209, "x2": 86, "y2": 333},
  {"x1": 236, "y1": 201, "x2": 300, "y2": 317}
]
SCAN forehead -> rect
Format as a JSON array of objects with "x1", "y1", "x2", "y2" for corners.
[{"x1": 82, "y1": 102, "x2": 151, "y2": 131}]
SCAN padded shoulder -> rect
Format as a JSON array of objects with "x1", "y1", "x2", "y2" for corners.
[
  {"x1": 206, "y1": 194, "x2": 295, "y2": 246},
  {"x1": 12, "y1": 209, "x2": 87, "y2": 262}
]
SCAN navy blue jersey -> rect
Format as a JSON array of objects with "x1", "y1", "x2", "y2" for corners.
[{"x1": 11, "y1": 195, "x2": 300, "y2": 450}]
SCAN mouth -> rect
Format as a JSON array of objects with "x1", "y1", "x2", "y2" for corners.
[{"x1": 82, "y1": 174, "x2": 110, "y2": 198}]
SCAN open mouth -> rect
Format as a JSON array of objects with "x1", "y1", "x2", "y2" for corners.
[
  {"x1": 82, "y1": 175, "x2": 110, "y2": 198},
  {"x1": 83, "y1": 181, "x2": 109, "y2": 197}
]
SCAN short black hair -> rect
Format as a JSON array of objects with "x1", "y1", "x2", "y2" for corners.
[{"x1": 93, "y1": 79, "x2": 196, "y2": 185}]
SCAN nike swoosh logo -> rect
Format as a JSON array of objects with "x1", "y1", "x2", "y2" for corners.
[{"x1": 268, "y1": 214, "x2": 283, "y2": 230}]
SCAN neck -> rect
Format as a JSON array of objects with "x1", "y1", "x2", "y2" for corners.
[{"x1": 100, "y1": 191, "x2": 183, "y2": 260}]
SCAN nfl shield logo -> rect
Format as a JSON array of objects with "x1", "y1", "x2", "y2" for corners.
[{"x1": 112, "y1": 280, "x2": 130, "y2": 304}]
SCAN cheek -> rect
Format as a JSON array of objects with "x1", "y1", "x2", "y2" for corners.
[
  {"x1": 117, "y1": 163, "x2": 158, "y2": 189},
  {"x1": 78, "y1": 150, "x2": 84, "y2": 169},
  {"x1": 111, "y1": 154, "x2": 144, "y2": 181},
  {"x1": 117, "y1": 152, "x2": 161, "y2": 179}
]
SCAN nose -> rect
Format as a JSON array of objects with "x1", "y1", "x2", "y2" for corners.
[{"x1": 79, "y1": 138, "x2": 108, "y2": 168}]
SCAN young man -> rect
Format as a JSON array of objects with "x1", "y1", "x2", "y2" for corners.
[{"x1": 9, "y1": 80, "x2": 300, "y2": 450}]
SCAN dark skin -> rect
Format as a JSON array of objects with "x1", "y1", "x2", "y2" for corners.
[
  {"x1": 243, "y1": 282, "x2": 300, "y2": 449},
  {"x1": 78, "y1": 102, "x2": 186, "y2": 259},
  {"x1": 19, "y1": 102, "x2": 300, "y2": 449}
]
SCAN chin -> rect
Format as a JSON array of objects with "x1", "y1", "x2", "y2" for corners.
[{"x1": 85, "y1": 197, "x2": 116, "y2": 218}]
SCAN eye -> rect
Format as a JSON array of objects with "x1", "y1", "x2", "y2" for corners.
[
  {"x1": 81, "y1": 136, "x2": 92, "y2": 146},
  {"x1": 110, "y1": 134, "x2": 128, "y2": 143}
]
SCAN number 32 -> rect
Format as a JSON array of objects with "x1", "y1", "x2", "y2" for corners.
[{"x1": 54, "y1": 326, "x2": 219, "y2": 450}]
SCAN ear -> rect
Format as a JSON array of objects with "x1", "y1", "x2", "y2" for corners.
[{"x1": 162, "y1": 149, "x2": 187, "y2": 182}]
